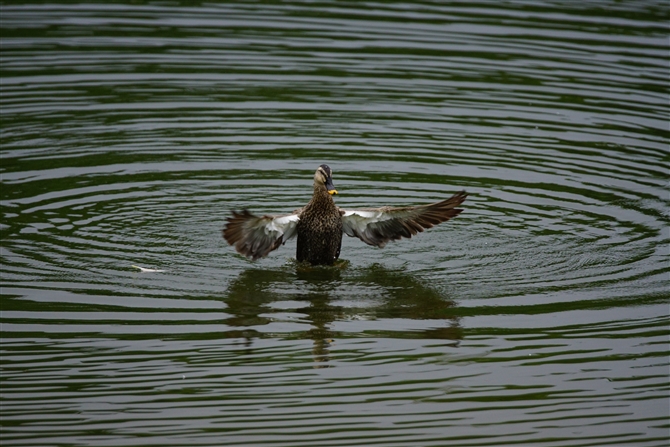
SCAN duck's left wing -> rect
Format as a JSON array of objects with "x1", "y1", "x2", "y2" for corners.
[
  {"x1": 223, "y1": 210, "x2": 300, "y2": 260},
  {"x1": 340, "y1": 191, "x2": 467, "y2": 248}
]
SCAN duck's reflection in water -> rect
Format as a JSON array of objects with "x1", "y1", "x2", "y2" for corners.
[{"x1": 222, "y1": 262, "x2": 461, "y2": 366}]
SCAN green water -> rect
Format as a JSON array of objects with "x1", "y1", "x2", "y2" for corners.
[{"x1": 1, "y1": 2, "x2": 668, "y2": 446}]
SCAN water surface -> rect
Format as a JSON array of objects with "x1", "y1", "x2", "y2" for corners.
[{"x1": 1, "y1": 2, "x2": 668, "y2": 446}]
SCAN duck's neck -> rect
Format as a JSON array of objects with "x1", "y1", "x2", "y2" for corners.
[{"x1": 311, "y1": 184, "x2": 336, "y2": 208}]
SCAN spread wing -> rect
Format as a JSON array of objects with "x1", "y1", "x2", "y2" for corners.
[
  {"x1": 341, "y1": 191, "x2": 467, "y2": 248},
  {"x1": 223, "y1": 210, "x2": 300, "y2": 260}
]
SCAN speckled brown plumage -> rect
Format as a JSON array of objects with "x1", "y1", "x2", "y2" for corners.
[{"x1": 296, "y1": 174, "x2": 343, "y2": 265}]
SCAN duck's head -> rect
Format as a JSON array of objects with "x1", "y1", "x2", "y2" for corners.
[{"x1": 315, "y1": 164, "x2": 338, "y2": 195}]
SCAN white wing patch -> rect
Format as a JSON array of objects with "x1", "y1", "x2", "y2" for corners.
[
  {"x1": 341, "y1": 209, "x2": 385, "y2": 237},
  {"x1": 223, "y1": 211, "x2": 301, "y2": 260},
  {"x1": 341, "y1": 207, "x2": 417, "y2": 248},
  {"x1": 266, "y1": 214, "x2": 300, "y2": 240}
]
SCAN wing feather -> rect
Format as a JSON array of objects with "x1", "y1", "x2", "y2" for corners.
[
  {"x1": 341, "y1": 191, "x2": 467, "y2": 248},
  {"x1": 223, "y1": 210, "x2": 300, "y2": 260}
]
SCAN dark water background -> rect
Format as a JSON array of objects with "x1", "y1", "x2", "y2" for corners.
[{"x1": 1, "y1": 1, "x2": 669, "y2": 446}]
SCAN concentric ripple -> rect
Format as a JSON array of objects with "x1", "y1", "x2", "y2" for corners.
[{"x1": 1, "y1": 2, "x2": 668, "y2": 446}]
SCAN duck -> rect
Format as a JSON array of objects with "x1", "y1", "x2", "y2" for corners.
[{"x1": 223, "y1": 165, "x2": 467, "y2": 265}]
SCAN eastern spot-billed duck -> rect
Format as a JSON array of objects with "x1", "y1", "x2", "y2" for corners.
[{"x1": 223, "y1": 164, "x2": 467, "y2": 265}]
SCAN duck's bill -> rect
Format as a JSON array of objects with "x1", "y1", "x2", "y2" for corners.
[{"x1": 326, "y1": 177, "x2": 338, "y2": 195}]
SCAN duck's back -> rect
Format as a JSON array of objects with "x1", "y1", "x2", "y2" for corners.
[{"x1": 296, "y1": 202, "x2": 343, "y2": 265}]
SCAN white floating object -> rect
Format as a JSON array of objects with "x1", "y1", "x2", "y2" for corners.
[{"x1": 131, "y1": 265, "x2": 166, "y2": 273}]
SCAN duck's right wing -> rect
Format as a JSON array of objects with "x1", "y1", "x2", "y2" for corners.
[{"x1": 223, "y1": 210, "x2": 300, "y2": 260}]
